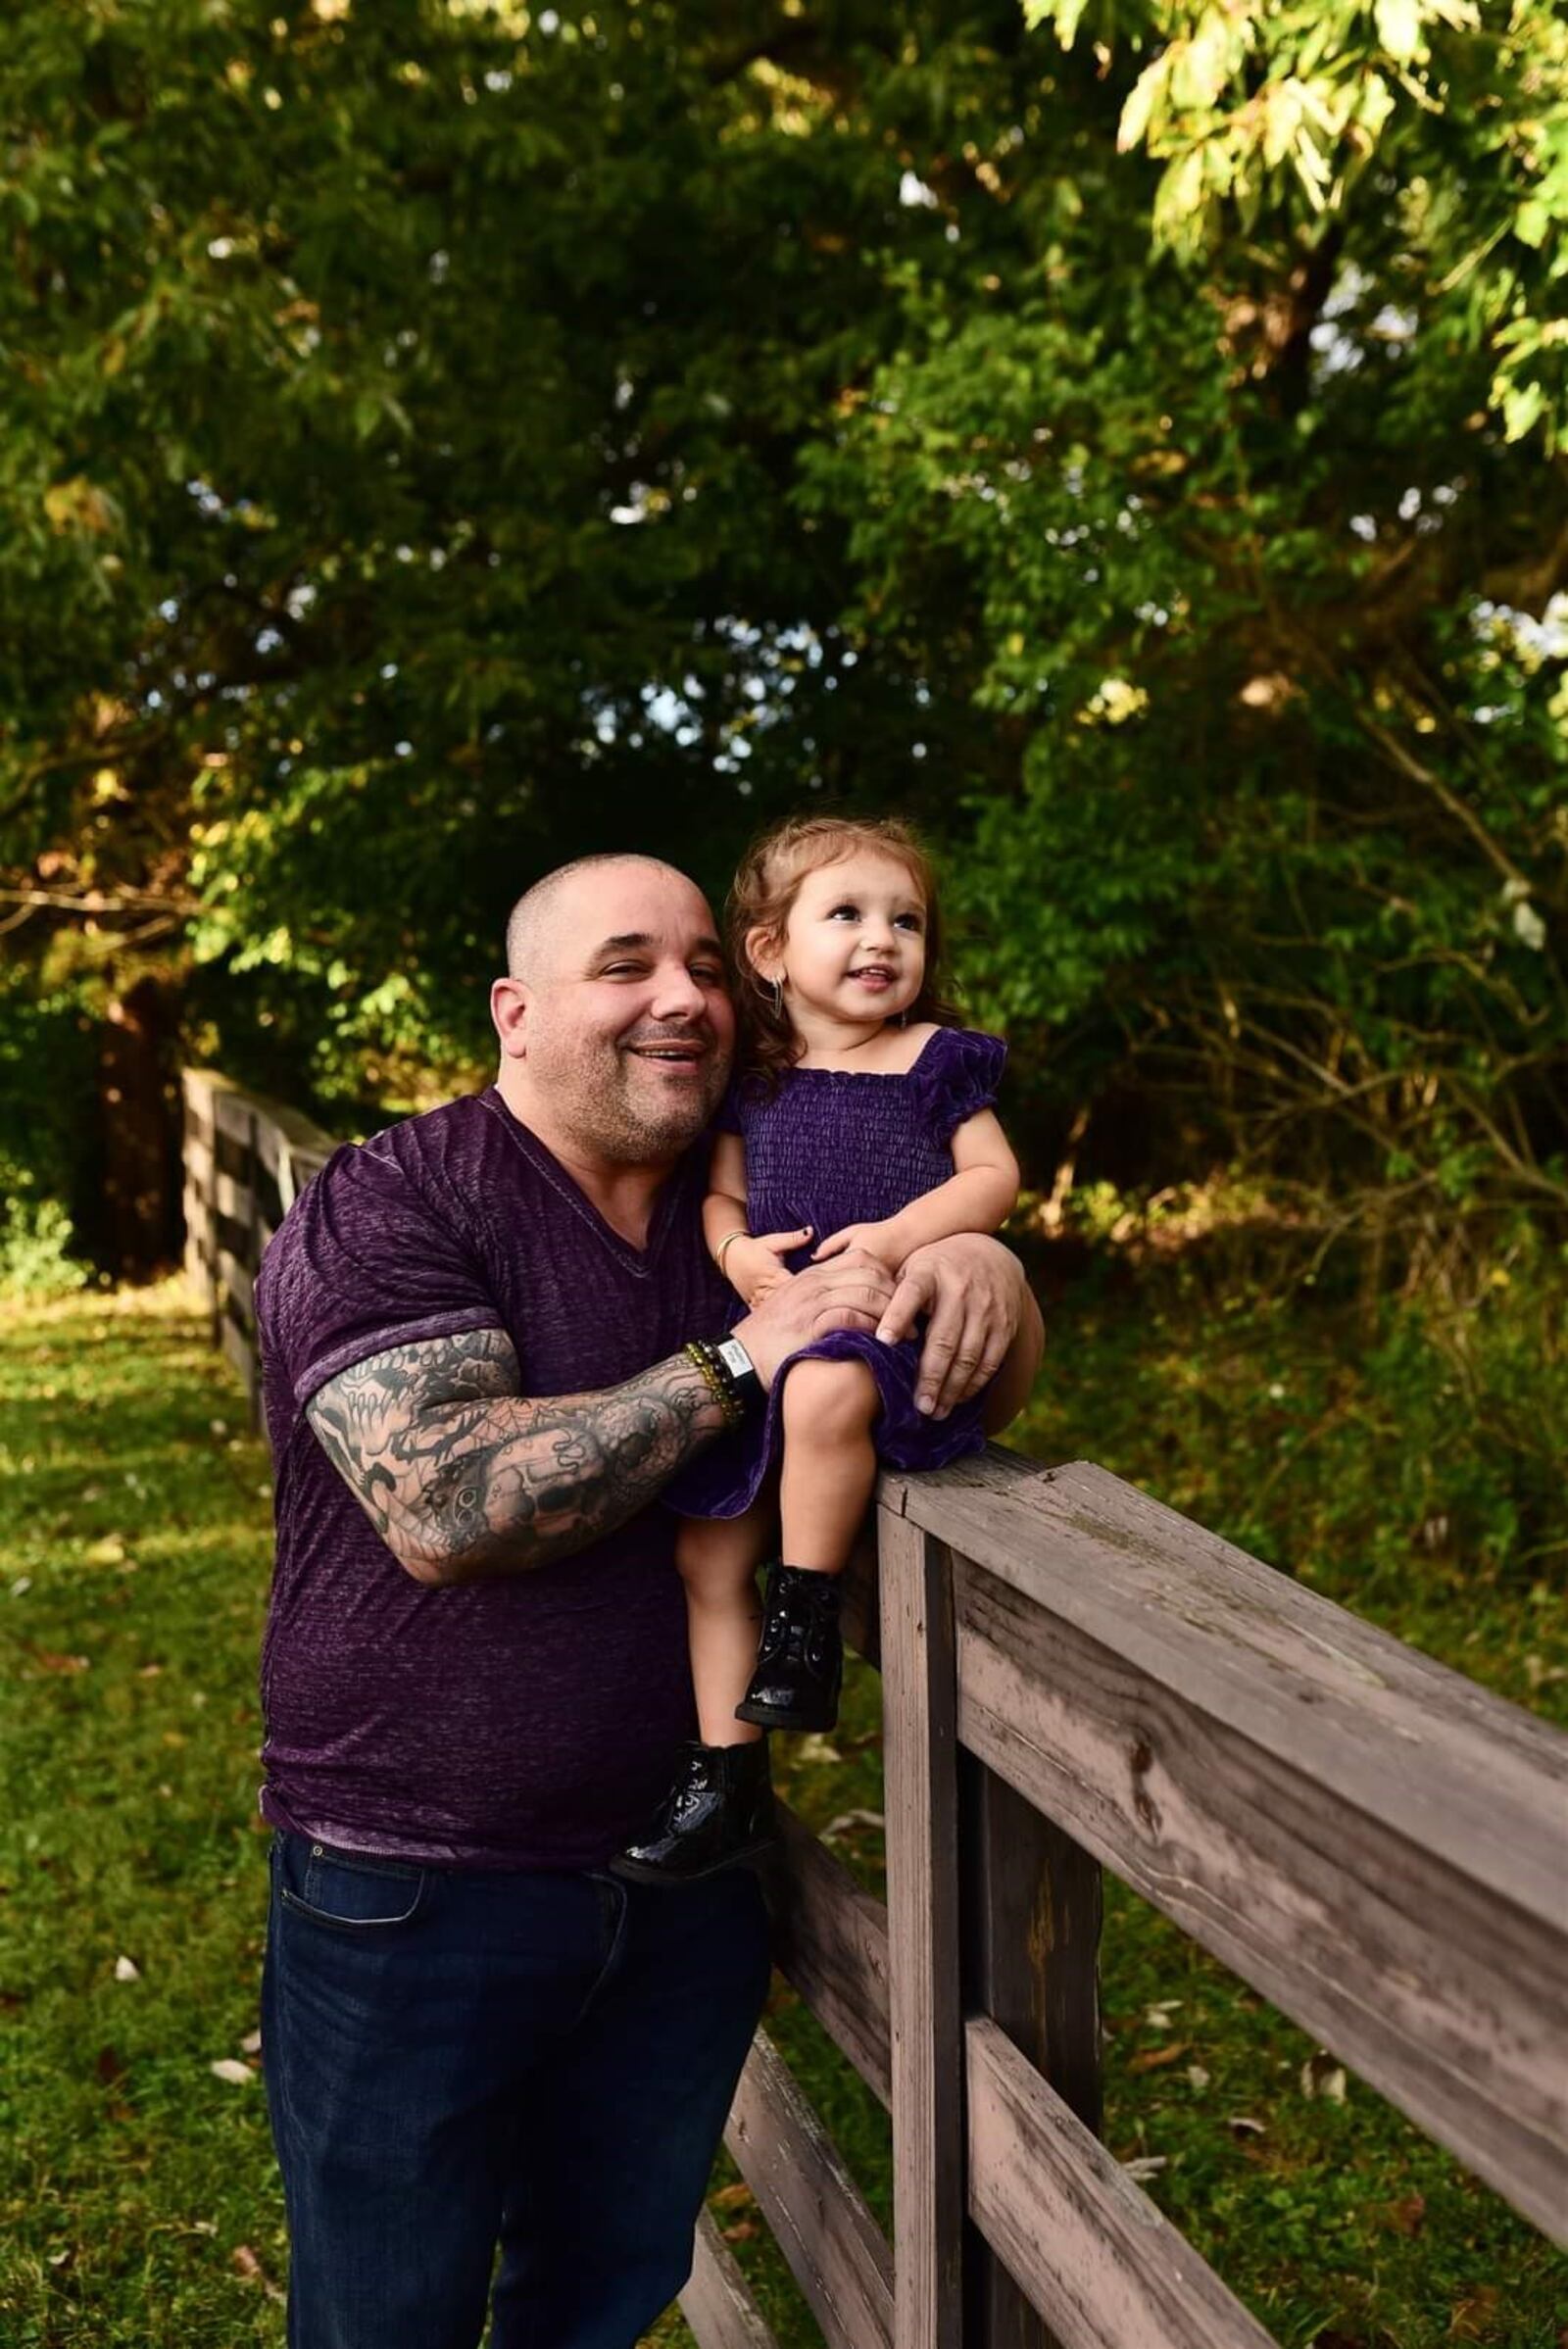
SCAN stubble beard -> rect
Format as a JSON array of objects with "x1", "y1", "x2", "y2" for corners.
[{"x1": 561, "y1": 1037, "x2": 728, "y2": 1164}]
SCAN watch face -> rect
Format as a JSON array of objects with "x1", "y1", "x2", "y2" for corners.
[{"x1": 716, "y1": 1338, "x2": 756, "y2": 1383}]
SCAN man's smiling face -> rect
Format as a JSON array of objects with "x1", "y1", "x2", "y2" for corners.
[{"x1": 497, "y1": 859, "x2": 735, "y2": 1165}]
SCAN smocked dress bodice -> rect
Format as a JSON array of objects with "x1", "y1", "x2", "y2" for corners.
[{"x1": 668, "y1": 1026, "x2": 1008, "y2": 1518}]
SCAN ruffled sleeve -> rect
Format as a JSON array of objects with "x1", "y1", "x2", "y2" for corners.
[{"x1": 911, "y1": 1027, "x2": 1007, "y2": 1146}]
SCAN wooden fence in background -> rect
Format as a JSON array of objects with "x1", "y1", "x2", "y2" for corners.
[
  {"x1": 182, "y1": 1068, "x2": 1568, "y2": 2349},
  {"x1": 181, "y1": 1068, "x2": 337, "y2": 1412}
]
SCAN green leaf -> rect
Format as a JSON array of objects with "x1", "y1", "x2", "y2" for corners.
[
  {"x1": 1118, "y1": 53, "x2": 1171, "y2": 155},
  {"x1": 1376, "y1": 0, "x2": 1425, "y2": 65}
]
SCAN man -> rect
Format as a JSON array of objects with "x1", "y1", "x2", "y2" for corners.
[{"x1": 253, "y1": 853, "x2": 1041, "y2": 2349}]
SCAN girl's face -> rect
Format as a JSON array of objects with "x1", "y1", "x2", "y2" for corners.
[{"x1": 756, "y1": 848, "x2": 928, "y2": 1028}]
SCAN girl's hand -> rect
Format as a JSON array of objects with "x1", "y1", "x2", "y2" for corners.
[
  {"x1": 724, "y1": 1228, "x2": 813, "y2": 1305},
  {"x1": 811, "y1": 1219, "x2": 900, "y2": 1271}
]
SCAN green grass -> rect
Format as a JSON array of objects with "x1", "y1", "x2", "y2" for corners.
[
  {"x1": 0, "y1": 1287, "x2": 282, "y2": 2345},
  {"x1": 2, "y1": 1278, "x2": 1563, "y2": 2348}
]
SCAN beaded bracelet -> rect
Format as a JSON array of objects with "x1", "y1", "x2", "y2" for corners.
[{"x1": 683, "y1": 1338, "x2": 748, "y2": 1431}]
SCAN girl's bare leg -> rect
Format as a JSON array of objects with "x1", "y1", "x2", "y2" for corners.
[
  {"x1": 778, "y1": 1356, "x2": 881, "y2": 1573},
  {"x1": 675, "y1": 1498, "x2": 775, "y2": 1746}
]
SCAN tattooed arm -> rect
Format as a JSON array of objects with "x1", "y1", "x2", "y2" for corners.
[
  {"x1": 305, "y1": 1327, "x2": 727, "y2": 1588},
  {"x1": 304, "y1": 1248, "x2": 898, "y2": 1587}
]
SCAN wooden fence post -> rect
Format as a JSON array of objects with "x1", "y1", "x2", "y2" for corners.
[
  {"x1": 882, "y1": 1508, "x2": 965, "y2": 2349},
  {"x1": 960, "y1": 1756, "x2": 1103, "y2": 2349}
]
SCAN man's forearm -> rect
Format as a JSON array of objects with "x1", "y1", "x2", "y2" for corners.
[{"x1": 307, "y1": 1328, "x2": 728, "y2": 1587}]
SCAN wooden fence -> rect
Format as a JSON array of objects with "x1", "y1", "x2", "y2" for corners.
[
  {"x1": 183, "y1": 1067, "x2": 1568, "y2": 2348},
  {"x1": 181, "y1": 1068, "x2": 337, "y2": 1411}
]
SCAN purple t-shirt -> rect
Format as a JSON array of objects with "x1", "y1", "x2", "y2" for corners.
[{"x1": 252, "y1": 1088, "x2": 729, "y2": 1870}]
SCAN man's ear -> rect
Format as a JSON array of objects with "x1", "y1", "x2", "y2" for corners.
[
  {"x1": 491, "y1": 975, "x2": 529, "y2": 1061},
  {"x1": 743, "y1": 925, "x2": 784, "y2": 987}
]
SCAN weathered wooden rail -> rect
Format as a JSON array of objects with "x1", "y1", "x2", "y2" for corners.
[
  {"x1": 183, "y1": 1068, "x2": 1568, "y2": 2348},
  {"x1": 181, "y1": 1068, "x2": 336, "y2": 1411}
]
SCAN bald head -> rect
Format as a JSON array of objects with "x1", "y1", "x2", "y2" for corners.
[
  {"x1": 505, "y1": 855, "x2": 696, "y2": 981},
  {"x1": 491, "y1": 855, "x2": 735, "y2": 1170}
]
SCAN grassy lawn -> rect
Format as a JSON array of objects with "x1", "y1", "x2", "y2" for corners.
[{"x1": 1, "y1": 1279, "x2": 1562, "y2": 2347}]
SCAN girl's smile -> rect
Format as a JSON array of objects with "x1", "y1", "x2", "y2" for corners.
[{"x1": 755, "y1": 848, "x2": 929, "y2": 1051}]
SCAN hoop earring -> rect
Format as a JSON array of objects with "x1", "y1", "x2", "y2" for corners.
[{"x1": 753, "y1": 976, "x2": 784, "y2": 1015}]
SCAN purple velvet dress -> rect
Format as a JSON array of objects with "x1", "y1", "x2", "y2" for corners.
[{"x1": 669, "y1": 1025, "x2": 1007, "y2": 1520}]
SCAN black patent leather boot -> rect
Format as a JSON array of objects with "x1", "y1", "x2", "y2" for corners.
[
  {"x1": 735, "y1": 1564, "x2": 843, "y2": 1733},
  {"x1": 610, "y1": 1738, "x2": 776, "y2": 1884}
]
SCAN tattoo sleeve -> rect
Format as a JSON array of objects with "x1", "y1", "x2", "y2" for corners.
[{"x1": 305, "y1": 1327, "x2": 728, "y2": 1586}]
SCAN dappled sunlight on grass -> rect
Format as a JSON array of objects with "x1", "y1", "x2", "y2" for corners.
[{"x1": 3, "y1": 1280, "x2": 1562, "y2": 2348}]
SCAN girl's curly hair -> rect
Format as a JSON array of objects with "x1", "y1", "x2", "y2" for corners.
[{"x1": 727, "y1": 813, "x2": 964, "y2": 1093}]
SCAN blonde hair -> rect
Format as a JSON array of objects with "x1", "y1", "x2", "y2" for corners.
[{"x1": 727, "y1": 813, "x2": 962, "y2": 1090}]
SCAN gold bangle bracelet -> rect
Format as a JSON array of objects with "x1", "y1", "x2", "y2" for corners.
[{"x1": 712, "y1": 1228, "x2": 750, "y2": 1273}]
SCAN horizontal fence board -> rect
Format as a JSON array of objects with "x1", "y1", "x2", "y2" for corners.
[
  {"x1": 679, "y1": 2209, "x2": 782, "y2": 2349},
  {"x1": 214, "y1": 1162, "x2": 252, "y2": 1221},
  {"x1": 183, "y1": 1068, "x2": 337, "y2": 1220},
  {"x1": 768, "y1": 1803, "x2": 891, "y2": 2109},
  {"x1": 283, "y1": 1145, "x2": 334, "y2": 1191},
  {"x1": 219, "y1": 1313, "x2": 257, "y2": 1395},
  {"x1": 249, "y1": 1100, "x2": 338, "y2": 1182},
  {"x1": 212, "y1": 1085, "x2": 257, "y2": 1147},
  {"x1": 967, "y1": 2019, "x2": 1278, "y2": 2349},
  {"x1": 216, "y1": 1211, "x2": 253, "y2": 1273},
  {"x1": 251, "y1": 1160, "x2": 284, "y2": 1233},
  {"x1": 955, "y1": 1551, "x2": 1568, "y2": 2240},
  {"x1": 891, "y1": 1452, "x2": 1567, "y2": 1928},
  {"x1": 214, "y1": 1126, "x2": 252, "y2": 1184},
  {"x1": 724, "y1": 2029, "x2": 894, "y2": 2349},
  {"x1": 218, "y1": 1249, "x2": 254, "y2": 1317}
]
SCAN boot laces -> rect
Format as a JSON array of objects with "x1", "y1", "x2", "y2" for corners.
[{"x1": 762, "y1": 1586, "x2": 833, "y2": 1669}]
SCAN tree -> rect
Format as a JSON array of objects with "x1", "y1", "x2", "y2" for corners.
[{"x1": 1, "y1": 1, "x2": 1562, "y2": 1277}]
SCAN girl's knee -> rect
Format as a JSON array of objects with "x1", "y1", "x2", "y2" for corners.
[{"x1": 779, "y1": 1356, "x2": 879, "y2": 1441}]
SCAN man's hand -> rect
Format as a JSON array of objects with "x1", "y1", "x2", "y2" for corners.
[
  {"x1": 732, "y1": 1249, "x2": 895, "y2": 1388},
  {"x1": 875, "y1": 1233, "x2": 1039, "y2": 1422}
]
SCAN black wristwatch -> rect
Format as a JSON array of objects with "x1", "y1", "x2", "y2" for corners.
[{"x1": 713, "y1": 1335, "x2": 764, "y2": 1413}]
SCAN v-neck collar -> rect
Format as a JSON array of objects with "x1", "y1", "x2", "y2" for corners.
[{"x1": 479, "y1": 1088, "x2": 691, "y2": 1275}]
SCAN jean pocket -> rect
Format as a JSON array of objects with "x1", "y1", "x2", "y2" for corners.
[{"x1": 276, "y1": 1836, "x2": 428, "y2": 1932}]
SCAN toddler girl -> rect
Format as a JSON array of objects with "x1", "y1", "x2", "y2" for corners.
[{"x1": 614, "y1": 815, "x2": 1020, "y2": 1881}]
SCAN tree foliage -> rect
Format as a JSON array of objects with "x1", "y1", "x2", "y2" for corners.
[{"x1": 1, "y1": 0, "x2": 1563, "y2": 1277}]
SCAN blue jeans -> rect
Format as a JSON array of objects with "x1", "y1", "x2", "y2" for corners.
[{"x1": 262, "y1": 1831, "x2": 771, "y2": 2349}]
